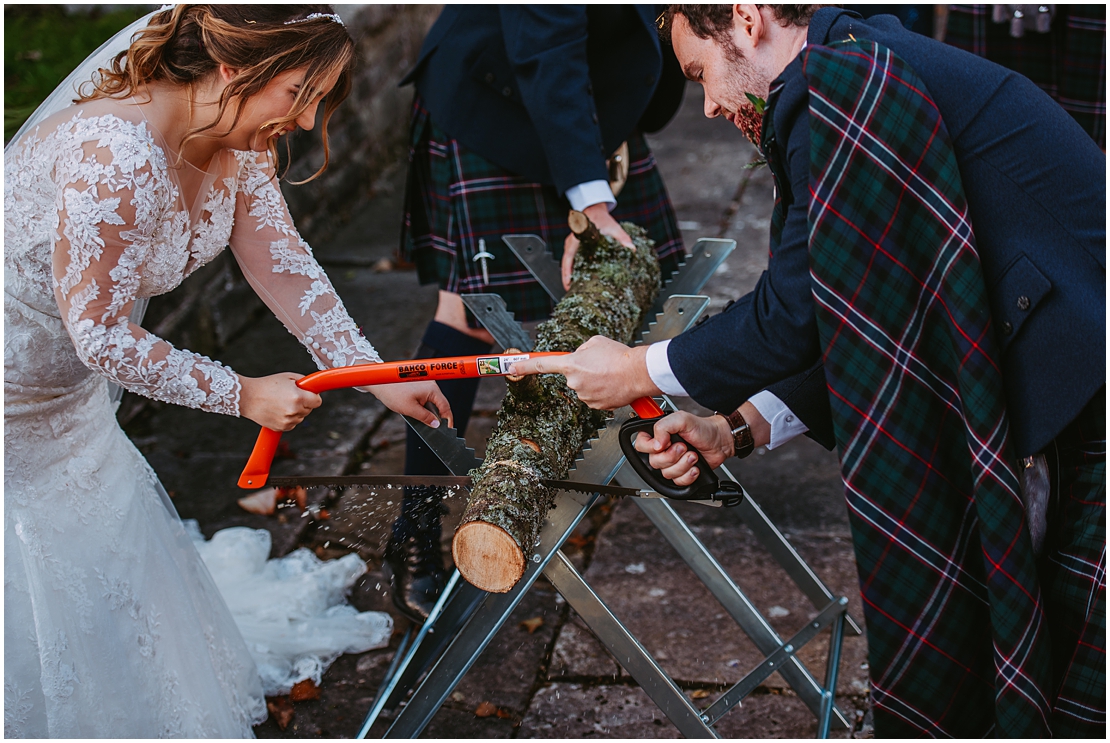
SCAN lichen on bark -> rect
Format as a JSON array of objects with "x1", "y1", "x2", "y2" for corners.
[{"x1": 453, "y1": 220, "x2": 660, "y2": 590}]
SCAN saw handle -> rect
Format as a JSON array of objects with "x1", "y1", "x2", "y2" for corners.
[
  {"x1": 239, "y1": 353, "x2": 567, "y2": 488},
  {"x1": 620, "y1": 397, "x2": 720, "y2": 500}
]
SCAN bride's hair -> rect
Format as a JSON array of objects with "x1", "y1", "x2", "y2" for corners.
[{"x1": 79, "y1": 5, "x2": 354, "y2": 183}]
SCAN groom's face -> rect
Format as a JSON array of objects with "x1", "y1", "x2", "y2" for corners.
[{"x1": 671, "y1": 12, "x2": 773, "y2": 129}]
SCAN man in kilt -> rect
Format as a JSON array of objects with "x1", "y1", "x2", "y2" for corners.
[
  {"x1": 386, "y1": 6, "x2": 687, "y2": 622},
  {"x1": 943, "y1": 4, "x2": 1105, "y2": 149},
  {"x1": 509, "y1": 5, "x2": 1105, "y2": 737}
]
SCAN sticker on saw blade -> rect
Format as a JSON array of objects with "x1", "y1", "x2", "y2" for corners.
[{"x1": 477, "y1": 354, "x2": 529, "y2": 375}]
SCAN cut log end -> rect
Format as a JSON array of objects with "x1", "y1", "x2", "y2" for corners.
[
  {"x1": 452, "y1": 521, "x2": 526, "y2": 593},
  {"x1": 568, "y1": 209, "x2": 602, "y2": 246}
]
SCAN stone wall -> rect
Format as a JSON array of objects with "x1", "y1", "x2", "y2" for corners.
[{"x1": 121, "y1": 4, "x2": 441, "y2": 423}]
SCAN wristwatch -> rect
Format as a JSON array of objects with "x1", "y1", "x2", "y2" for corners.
[{"x1": 720, "y1": 408, "x2": 755, "y2": 459}]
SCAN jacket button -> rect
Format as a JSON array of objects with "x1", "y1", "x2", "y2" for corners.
[
  {"x1": 1002, "y1": 321, "x2": 1013, "y2": 336},
  {"x1": 1017, "y1": 295, "x2": 1030, "y2": 311},
  {"x1": 502, "y1": 86, "x2": 512, "y2": 97},
  {"x1": 484, "y1": 72, "x2": 495, "y2": 84}
]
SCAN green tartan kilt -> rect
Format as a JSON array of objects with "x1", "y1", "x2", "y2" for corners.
[{"x1": 401, "y1": 99, "x2": 684, "y2": 327}]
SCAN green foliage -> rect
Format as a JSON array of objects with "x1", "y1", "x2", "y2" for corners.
[
  {"x1": 744, "y1": 91, "x2": 767, "y2": 114},
  {"x1": 5, "y1": 5, "x2": 152, "y2": 144}
]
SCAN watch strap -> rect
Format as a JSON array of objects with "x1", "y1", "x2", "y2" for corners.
[{"x1": 721, "y1": 408, "x2": 755, "y2": 459}]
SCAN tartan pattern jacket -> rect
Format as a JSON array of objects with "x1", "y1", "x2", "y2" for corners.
[{"x1": 773, "y1": 39, "x2": 1058, "y2": 736}]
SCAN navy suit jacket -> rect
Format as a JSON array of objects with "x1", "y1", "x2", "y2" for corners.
[
  {"x1": 669, "y1": 8, "x2": 1106, "y2": 457},
  {"x1": 400, "y1": 5, "x2": 685, "y2": 195}
]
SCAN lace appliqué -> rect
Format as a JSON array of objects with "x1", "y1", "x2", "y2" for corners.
[
  {"x1": 304, "y1": 305, "x2": 380, "y2": 368},
  {"x1": 32, "y1": 114, "x2": 244, "y2": 416},
  {"x1": 239, "y1": 151, "x2": 296, "y2": 237},
  {"x1": 231, "y1": 151, "x2": 381, "y2": 370},
  {"x1": 39, "y1": 631, "x2": 79, "y2": 703},
  {"x1": 4, "y1": 680, "x2": 37, "y2": 737}
]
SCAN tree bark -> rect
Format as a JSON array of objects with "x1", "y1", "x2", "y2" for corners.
[{"x1": 452, "y1": 213, "x2": 660, "y2": 592}]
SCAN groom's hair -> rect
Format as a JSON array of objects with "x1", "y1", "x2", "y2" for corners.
[
  {"x1": 660, "y1": 5, "x2": 820, "y2": 44},
  {"x1": 79, "y1": 5, "x2": 354, "y2": 184}
]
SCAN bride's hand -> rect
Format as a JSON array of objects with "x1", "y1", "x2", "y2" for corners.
[
  {"x1": 365, "y1": 381, "x2": 453, "y2": 429},
  {"x1": 238, "y1": 372, "x2": 322, "y2": 431}
]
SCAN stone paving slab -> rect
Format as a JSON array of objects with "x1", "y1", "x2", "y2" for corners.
[{"x1": 520, "y1": 682, "x2": 838, "y2": 739}]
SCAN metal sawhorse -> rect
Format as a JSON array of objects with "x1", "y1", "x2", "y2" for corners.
[{"x1": 357, "y1": 237, "x2": 861, "y2": 738}]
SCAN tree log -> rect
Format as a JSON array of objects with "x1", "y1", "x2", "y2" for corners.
[{"x1": 451, "y1": 214, "x2": 660, "y2": 592}]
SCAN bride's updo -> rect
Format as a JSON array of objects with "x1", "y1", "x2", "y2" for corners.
[{"x1": 81, "y1": 5, "x2": 355, "y2": 180}]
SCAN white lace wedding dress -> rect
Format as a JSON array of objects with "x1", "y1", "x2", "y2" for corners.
[{"x1": 4, "y1": 98, "x2": 392, "y2": 738}]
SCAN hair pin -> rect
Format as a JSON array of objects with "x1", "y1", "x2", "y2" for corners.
[{"x1": 656, "y1": 11, "x2": 666, "y2": 30}]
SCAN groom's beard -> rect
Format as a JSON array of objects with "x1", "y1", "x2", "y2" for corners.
[{"x1": 721, "y1": 38, "x2": 772, "y2": 103}]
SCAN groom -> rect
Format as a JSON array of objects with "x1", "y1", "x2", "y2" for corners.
[{"x1": 510, "y1": 5, "x2": 1106, "y2": 737}]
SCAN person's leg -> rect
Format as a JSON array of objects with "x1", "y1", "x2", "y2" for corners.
[
  {"x1": 1040, "y1": 387, "x2": 1106, "y2": 735},
  {"x1": 387, "y1": 307, "x2": 492, "y2": 623}
]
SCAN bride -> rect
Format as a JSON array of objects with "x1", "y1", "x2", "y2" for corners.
[{"x1": 4, "y1": 5, "x2": 451, "y2": 737}]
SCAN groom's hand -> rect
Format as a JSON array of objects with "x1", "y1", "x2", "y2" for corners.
[{"x1": 508, "y1": 336, "x2": 660, "y2": 410}]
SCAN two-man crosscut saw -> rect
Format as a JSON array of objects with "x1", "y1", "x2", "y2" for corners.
[{"x1": 238, "y1": 352, "x2": 741, "y2": 505}]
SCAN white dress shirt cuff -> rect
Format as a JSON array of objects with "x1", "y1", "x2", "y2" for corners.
[
  {"x1": 565, "y1": 180, "x2": 616, "y2": 212},
  {"x1": 645, "y1": 339, "x2": 690, "y2": 397},
  {"x1": 748, "y1": 391, "x2": 808, "y2": 450}
]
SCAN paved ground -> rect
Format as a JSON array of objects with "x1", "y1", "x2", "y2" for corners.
[{"x1": 124, "y1": 85, "x2": 872, "y2": 738}]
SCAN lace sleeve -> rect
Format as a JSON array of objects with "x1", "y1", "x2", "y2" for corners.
[
  {"x1": 228, "y1": 152, "x2": 381, "y2": 369},
  {"x1": 51, "y1": 136, "x2": 241, "y2": 416}
]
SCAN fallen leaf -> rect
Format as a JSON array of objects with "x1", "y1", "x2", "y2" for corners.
[
  {"x1": 317, "y1": 508, "x2": 331, "y2": 520},
  {"x1": 372, "y1": 257, "x2": 394, "y2": 273},
  {"x1": 565, "y1": 533, "x2": 593, "y2": 549},
  {"x1": 238, "y1": 487, "x2": 278, "y2": 515},
  {"x1": 290, "y1": 678, "x2": 320, "y2": 702},
  {"x1": 690, "y1": 689, "x2": 711, "y2": 699},
  {"x1": 519, "y1": 438, "x2": 541, "y2": 453},
  {"x1": 392, "y1": 251, "x2": 416, "y2": 270},
  {"x1": 267, "y1": 696, "x2": 295, "y2": 730},
  {"x1": 495, "y1": 708, "x2": 513, "y2": 719},
  {"x1": 450, "y1": 691, "x2": 466, "y2": 703},
  {"x1": 519, "y1": 616, "x2": 544, "y2": 634},
  {"x1": 474, "y1": 701, "x2": 499, "y2": 718}
]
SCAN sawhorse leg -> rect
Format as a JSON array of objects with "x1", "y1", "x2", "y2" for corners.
[{"x1": 382, "y1": 483, "x2": 614, "y2": 736}]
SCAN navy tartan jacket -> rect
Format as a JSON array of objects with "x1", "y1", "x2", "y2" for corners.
[
  {"x1": 400, "y1": 5, "x2": 685, "y2": 196},
  {"x1": 669, "y1": 7, "x2": 1106, "y2": 457}
]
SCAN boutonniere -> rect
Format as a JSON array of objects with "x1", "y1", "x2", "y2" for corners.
[{"x1": 739, "y1": 93, "x2": 767, "y2": 168}]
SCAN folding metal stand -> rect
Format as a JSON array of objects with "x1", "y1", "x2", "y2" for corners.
[{"x1": 356, "y1": 238, "x2": 861, "y2": 738}]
